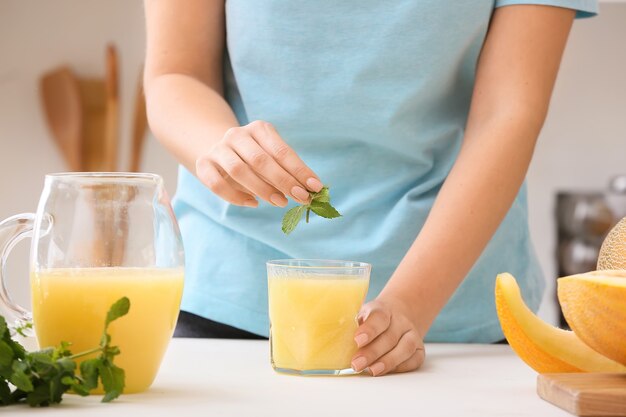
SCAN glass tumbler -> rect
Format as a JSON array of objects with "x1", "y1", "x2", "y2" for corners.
[{"x1": 267, "y1": 259, "x2": 371, "y2": 375}]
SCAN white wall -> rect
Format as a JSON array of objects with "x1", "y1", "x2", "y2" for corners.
[
  {"x1": 528, "y1": 4, "x2": 626, "y2": 322},
  {"x1": 0, "y1": 0, "x2": 178, "y2": 314},
  {"x1": 0, "y1": 1, "x2": 625, "y2": 324}
]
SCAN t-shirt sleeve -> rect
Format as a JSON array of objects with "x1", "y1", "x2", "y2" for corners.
[{"x1": 494, "y1": 0, "x2": 598, "y2": 18}]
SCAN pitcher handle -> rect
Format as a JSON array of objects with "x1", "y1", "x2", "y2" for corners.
[{"x1": 0, "y1": 213, "x2": 36, "y2": 327}]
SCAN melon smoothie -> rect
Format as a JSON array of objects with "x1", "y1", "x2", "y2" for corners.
[
  {"x1": 267, "y1": 260, "x2": 371, "y2": 375},
  {"x1": 0, "y1": 173, "x2": 185, "y2": 401},
  {"x1": 31, "y1": 267, "x2": 184, "y2": 392}
]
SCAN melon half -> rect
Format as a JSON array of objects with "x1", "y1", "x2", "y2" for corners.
[
  {"x1": 558, "y1": 270, "x2": 626, "y2": 366},
  {"x1": 495, "y1": 273, "x2": 626, "y2": 373}
]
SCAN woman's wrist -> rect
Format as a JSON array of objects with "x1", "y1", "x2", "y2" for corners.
[{"x1": 377, "y1": 281, "x2": 434, "y2": 339}]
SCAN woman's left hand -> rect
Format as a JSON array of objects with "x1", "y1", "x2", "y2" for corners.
[{"x1": 351, "y1": 296, "x2": 425, "y2": 376}]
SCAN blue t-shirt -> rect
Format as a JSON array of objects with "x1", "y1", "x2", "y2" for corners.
[{"x1": 173, "y1": 0, "x2": 597, "y2": 342}]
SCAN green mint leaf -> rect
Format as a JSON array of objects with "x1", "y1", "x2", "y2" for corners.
[
  {"x1": 54, "y1": 341, "x2": 72, "y2": 359},
  {"x1": 10, "y1": 338, "x2": 26, "y2": 360},
  {"x1": 60, "y1": 376, "x2": 75, "y2": 385},
  {"x1": 28, "y1": 352, "x2": 56, "y2": 377},
  {"x1": 49, "y1": 373, "x2": 66, "y2": 404},
  {"x1": 311, "y1": 186, "x2": 330, "y2": 203},
  {"x1": 69, "y1": 382, "x2": 90, "y2": 397},
  {"x1": 310, "y1": 201, "x2": 342, "y2": 219},
  {"x1": 105, "y1": 297, "x2": 130, "y2": 328},
  {"x1": 14, "y1": 321, "x2": 33, "y2": 338},
  {"x1": 80, "y1": 358, "x2": 101, "y2": 390},
  {"x1": 281, "y1": 205, "x2": 305, "y2": 234},
  {"x1": 25, "y1": 384, "x2": 52, "y2": 407},
  {"x1": 98, "y1": 362, "x2": 125, "y2": 403},
  {"x1": 0, "y1": 340, "x2": 13, "y2": 368},
  {"x1": 57, "y1": 357, "x2": 76, "y2": 373},
  {"x1": 60, "y1": 375, "x2": 90, "y2": 397},
  {"x1": 0, "y1": 316, "x2": 7, "y2": 338},
  {"x1": 0, "y1": 298, "x2": 130, "y2": 407},
  {"x1": 280, "y1": 185, "x2": 342, "y2": 233},
  {"x1": 10, "y1": 362, "x2": 33, "y2": 392},
  {"x1": 29, "y1": 351, "x2": 54, "y2": 367}
]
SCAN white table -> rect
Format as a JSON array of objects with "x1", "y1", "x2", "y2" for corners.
[{"x1": 12, "y1": 339, "x2": 571, "y2": 416}]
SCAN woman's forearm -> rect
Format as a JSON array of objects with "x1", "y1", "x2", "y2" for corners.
[
  {"x1": 145, "y1": 73, "x2": 239, "y2": 173},
  {"x1": 380, "y1": 111, "x2": 541, "y2": 336},
  {"x1": 379, "y1": 5, "x2": 575, "y2": 337},
  {"x1": 144, "y1": 0, "x2": 323, "y2": 207},
  {"x1": 144, "y1": 0, "x2": 235, "y2": 175}
]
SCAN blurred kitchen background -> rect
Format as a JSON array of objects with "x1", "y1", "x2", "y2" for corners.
[{"x1": 0, "y1": 0, "x2": 625, "y2": 326}]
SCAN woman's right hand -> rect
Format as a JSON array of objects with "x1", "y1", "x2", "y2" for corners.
[{"x1": 195, "y1": 120, "x2": 324, "y2": 208}]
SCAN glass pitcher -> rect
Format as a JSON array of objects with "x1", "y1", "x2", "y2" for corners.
[{"x1": 0, "y1": 173, "x2": 184, "y2": 393}]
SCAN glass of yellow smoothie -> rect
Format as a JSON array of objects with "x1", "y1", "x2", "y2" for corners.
[
  {"x1": 267, "y1": 259, "x2": 371, "y2": 375},
  {"x1": 0, "y1": 173, "x2": 184, "y2": 393}
]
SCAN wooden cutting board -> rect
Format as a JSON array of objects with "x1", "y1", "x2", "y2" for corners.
[{"x1": 537, "y1": 373, "x2": 626, "y2": 416}]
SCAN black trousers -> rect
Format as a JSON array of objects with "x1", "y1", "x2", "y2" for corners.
[
  {"x1": 174, "y1": 310, "x2": 267, "y2": 339},
  {"x1": 174, "y1": 310, "x2": 508, "y2": 343}
]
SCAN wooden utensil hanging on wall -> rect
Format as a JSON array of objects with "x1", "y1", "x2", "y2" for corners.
[
  {"x1": 78, "y1": 44, "x2": 119, "y2": 171},
  {"x1": 40, "y1": 67, "x2": 83, "y2": 171},
  {"x1": 103, "y1": 45, "x2": 119, "y2": 171},
  {"x1": 129, "y1": 67, "x2": 148, "y2": 172},
  {"x1": 40, "y1": 44, "x2": 119, "y2": 172}
]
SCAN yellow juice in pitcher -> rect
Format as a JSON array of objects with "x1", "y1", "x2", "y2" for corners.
[
  {"x1": 268, "y1": 275, "x2": 369, "y2": 371},
  {"x1": 31, "y1": 267, "x2": 184, "y2": 392}
]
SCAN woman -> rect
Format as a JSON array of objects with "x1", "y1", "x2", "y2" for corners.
[{"x1": 143, "y1": 0, "x2": 596, "y2": 376}]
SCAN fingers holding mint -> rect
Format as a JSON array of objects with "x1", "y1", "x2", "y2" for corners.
[{"x1": 281, "y1": 186, "x2": 341, "y2": 234}]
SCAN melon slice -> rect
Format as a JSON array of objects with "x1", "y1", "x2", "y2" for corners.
[
  {"x1": 558, "y1": 270, "x2": 626, "y2": 366},
  {"x1": 495, "y1": 273, "x2": 626, "y2": 373}
]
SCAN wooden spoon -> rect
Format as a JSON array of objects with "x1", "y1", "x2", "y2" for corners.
[
  {"x1": 129, "y1": 66, "x2": 148, "y2": 172},
  {"x1": 40, "y1": 67, "x2": 83, "y2": 171},
  {"x1": 78, "y1": 44, "x2": 119, "y2": 172},
  {"x1": 103, "y1": 44, "x2": 119, "y2": 171}
]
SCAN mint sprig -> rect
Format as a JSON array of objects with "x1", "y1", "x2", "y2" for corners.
[
  {"x1": 281, "y1": 186, "x2": 341, "y2": 234},
  {"x1": 0, "y1": 297, "x2": 130, "y2": 407}
]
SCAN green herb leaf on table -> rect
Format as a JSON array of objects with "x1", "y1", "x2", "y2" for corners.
[
  {"x1": 99, "y1": 362, "x2": 125, "y2": 403},
  {"x1": 79, "y1": 358, "x2": 101, "y2": 390},
  {"x1": 281, "y1": 185, "x2": 342, "y2": 234},
  {"x1": 0, "y1": 296, "x2": 130, "y2": 407},
  {"x1": 0, "y1": 341, "x2": 13, "y2": 368},
  {"x1": 10, "y1": 362, "x2": 33, "y2": 392}
]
